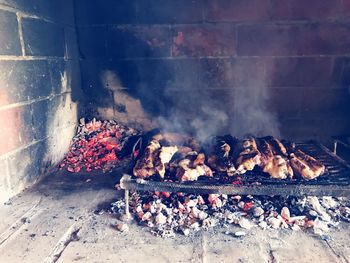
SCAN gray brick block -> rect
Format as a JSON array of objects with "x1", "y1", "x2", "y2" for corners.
[
  {"x1": 65, "y1": 27, "x2": 79, "y2": 59},
  {"x1": 74, "y1": 0, "x2": 137, "y2": 25},
  {"x1": 22, "y1": 18, "x2": 65, "y2": 57},
  {"x1": 77, "y1": 26, "x2": 107, "y2": 59},
  {"x1": 0, "y1": 60, "x2": 51, "y2": 106},
  {"x1": 0, "y1": 104, "x2": 34, "y2": 156},
  {"x1": 0, "y1": 9, "x2": 21, "y2": 55},
  {"x1": 0, "y1": 0, "x2": 74, "y2": 25},
  {"x1": 49, "y1": 59, "x2": 81, "y2": 95},
  {"x1": 7, "y1": 140, "x2": 47, "y2": 190}
]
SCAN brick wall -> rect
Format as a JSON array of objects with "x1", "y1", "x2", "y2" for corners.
[
  {"x1": 0, "y1": 0, "x2": 83, "y2": 203},
  {"x1": 75, "y1": 0, "x2": 350, "y2": 139}
]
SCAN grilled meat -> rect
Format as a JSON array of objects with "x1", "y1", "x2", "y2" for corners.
[
  {"x1": 264, "y1": 136, "x2": 288, "y2": 157},
  {"x1": 289, "y1": 149, "x2": 325, "y2": 180},
  {"x1": 263, "y1": 155, "x2": 294, "y2": 179},
  {"x1": 208, "y1": 136, "x2": 236, "y2": 175},
  {"x1": 155, "y1": 146, "x2": 178, "y2": 178},
  {"x1": 236, "y1": 137, "x2": 261, "y2": 174},
  {"x1": 176, "y1": 152, "x2": 213, "y2": 182},
  {"x1": 133, "y1": 140, "x2": 161, "y2": 179},
  {"x1": 257, "y1": 138, "x2": 293, "y2": 179}
]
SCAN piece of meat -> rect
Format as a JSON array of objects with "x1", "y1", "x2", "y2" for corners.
[
  {"x1": 176, "y1": 152, "x2": 213, "y2": 182},
  {"x1": 154, "y1": 146, "x2": 178, "y2": 178},
  {"x1": 264, "y1": 136, "x2": 288, "y2": 157},
  {"x1": 289, "y1": 151, "x2": 325, "y2": 180},
  {"x1": 263, "y1": 155, "x2": 294, "y2": 179},
  {"x1": 133, "y1": 140, "x2": 161, "y2": 179},
  {"x1": 207, "y1": 137, "x2": 236, "y2": 175},
  {"x1": 256, "y1": 138, "x2": 293, "y2": 179},
  {"x1": 257, "y1": 138, "x2": 274, "y2": 167},
  {"x1": 285, "y1": 142, "x2": 325, "y2": 180},
  {"x1": 236, "y1": 137, "x2": 261, "y2": 174}
]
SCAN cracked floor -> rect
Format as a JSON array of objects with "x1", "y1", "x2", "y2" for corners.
[{"x1": 0, "y1": 169, "x2": 349, "y2": 263}]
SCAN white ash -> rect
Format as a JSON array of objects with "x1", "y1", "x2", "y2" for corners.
[{"x1": 110, "y1": 193, "x2": 350, "y2": 237}]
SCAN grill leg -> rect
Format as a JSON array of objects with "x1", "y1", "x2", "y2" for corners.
[
  {"x1": 124, "y1": 189, "x2": 130, "y2": 220},
  {"x1": 333, "y1": 141, "x2": 337, "y2": 155}
]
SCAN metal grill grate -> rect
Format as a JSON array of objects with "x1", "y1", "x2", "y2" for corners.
[{"x1": 120, "y1": 141, "x2": 350, "y2": 197}]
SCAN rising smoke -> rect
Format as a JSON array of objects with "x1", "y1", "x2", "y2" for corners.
[{"x1": 101, "y1": 58, "x2": 280, "y2": 141}]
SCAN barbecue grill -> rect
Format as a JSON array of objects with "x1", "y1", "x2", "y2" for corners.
[{"x1": 120, "y1": 141, "x2": 350, "y2": 218}]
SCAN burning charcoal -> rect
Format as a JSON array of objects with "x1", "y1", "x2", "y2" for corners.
[
  {"x1": 281, "y1": 207, "x2": 290, "y2": 220},
  {"x1": 238, "y1": 201, "x2": 245, "y2": 209},
  {"x1": 258, "y1": 221, "x2": 268, "y2": 229},
  {"x1": 202, "y1": 217, "x2": 218, "y2": 228},
  {"x1": 309, "y1": 210, "x2": 318, "y2": 217},
  {"x1": 155, "y1": 213, "x2": 167, "y2": 225},
  {"x1": 268, "y1": 217, "x2": 283, "y2": 229},
  {"x1": 208, "y1": 194, "x2": 223, "y2": 208},
  {"x1": 238, "y1": 218, "x2": 254, "y2": 229},
  {"x1": 60, "y1": 119, "x2": 138, "y2": 173},
  {"x1": 291, "y1": 224, "x2": 301, "y2": 231},
  {"x1": 181, "y1": 228, "x2": 190, "y2": 236},
  {"x1": 142, "y1": 212, "x2": 152, "y2": 221},
  {"x1": 313, "y1": 218, "x2": 329, "y2": 235},
  {"x1": 253, "y1": 207, "x2": 264, "y2": 217},
  {"x1": 320, "y1": 197, "x2": 338, "y2": 209},
  {"x1": 307, "y1": 197, "x2": 331, "y2": 222}
]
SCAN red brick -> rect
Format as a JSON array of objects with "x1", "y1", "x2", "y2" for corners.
[
  {"x1": 237, "y1": 24, "x2": 297, "y2": 56},
  {"x1": 0, "y1": 105, "x2": 33, "y2": 156},
  {"x1": 299, "y1": 89, "x2": 350, "y2": 119},
  {"x1": 268, "y1": 57, "x2": 332, "y2": 87},
  {"x1": 172, "y1": 24, "x2": 236, "y2": 57},
  {"x1": 205, "y1": 0, "x2": 269, "y2": 22},
  {"x1": 332, "y1": 57, "x2": 350, "y2": 88},
  {"x1": 137, "y1": 0, "x2": 203, "y2": 24},
  {"x1": 266, "y1": 88, "x2": 302, "y2": 119},
  {"x1": 237, "y1": 24, "x2": 350, "y2": 56},
  {"x1": 341, "y1": 0, "x2": 350, "y2": 18},
  {"x1": 199, "y1": 59, "x2": 232, "y2": 88},
  {"x1": 296, "y1": 24, "x2": 350, "y2": 55},
  {"x1": 279, "y1": 119, "x2": 324, "y2": 140},
  {"x1": 231, "y1": 58, "x2": 266, "y2": 87},
  {"x1": 271, "y1": 0, "x2": 341, "y2": 21},
  {"x1": 108, "y1": 26, "x2": 172, "y2": 58}
]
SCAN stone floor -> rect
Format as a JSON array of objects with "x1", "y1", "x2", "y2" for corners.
[{"x1": 0, "y1": 169, "x2": 349, "y2": 263}]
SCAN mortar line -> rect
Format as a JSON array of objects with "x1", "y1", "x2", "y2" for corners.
[
  {"x1": 0, "y1": 3, "x2": 76, "y2": 27},
  {"x1": 0, "y1": 138, "x2": 47, "y2": 160},
  {"x1": 16, "y1": 13, "x2": 26, "y2": 56},
  {"x1": 0, "y1": 55, "x2": 66, "y2": 61},
  {"x1": 0, "y1": 91, "x2": 71, "y2": 111}
]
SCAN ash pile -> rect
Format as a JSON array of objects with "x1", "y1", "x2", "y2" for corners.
[{"x1": 111, "y1": 192, "x2": 350, "y2": 237}]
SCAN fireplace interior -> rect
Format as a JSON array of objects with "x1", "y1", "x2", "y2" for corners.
[{"x1": 0, "y1": 0, "x2": 350, "y2": 262}]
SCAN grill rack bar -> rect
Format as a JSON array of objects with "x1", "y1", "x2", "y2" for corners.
[{"x1": 120, "y1": 141, "x2": 350, "y2": 216}]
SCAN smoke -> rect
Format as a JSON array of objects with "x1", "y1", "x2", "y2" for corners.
[
  {"x1": 154, "y1": 59, "x2": 280, "y2": 141},
  {"x1": 100, "y1": 59, "x2": 280, "y2": 141},
  {"x1": 230, "y1": 59, "x2": 280, "y2": 138},
  {"x1": 156, "y1": 104, "x2": 229, "y2": 143}
]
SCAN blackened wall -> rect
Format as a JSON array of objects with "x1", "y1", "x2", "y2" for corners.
[
  {"x1": 75, "y1": 0, "x2": 350, "y2": 140},
  {"x1": 0, "y1": 0, "x2": 83, "y2": 203}
]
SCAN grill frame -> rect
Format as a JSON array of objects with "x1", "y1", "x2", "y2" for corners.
[{"x1": 120, "y1": 141, "x2": 350, "y2": 198}]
